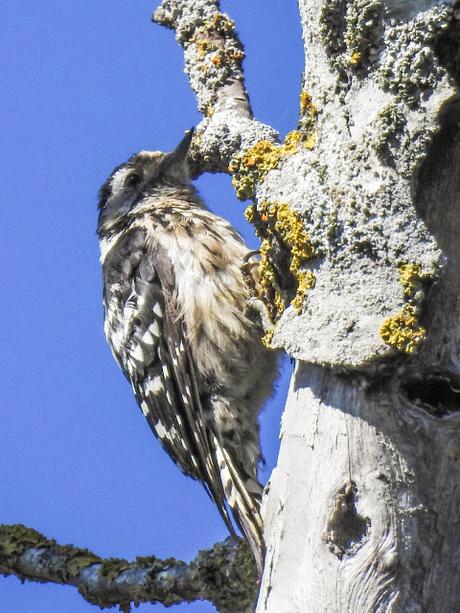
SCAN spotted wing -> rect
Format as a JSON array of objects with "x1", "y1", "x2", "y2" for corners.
[{"x1": 102, "y1": 228, "x2": 234, "y2": 531}]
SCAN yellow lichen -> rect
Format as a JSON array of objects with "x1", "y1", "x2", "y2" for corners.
[
  {"x1": 349, "y1": 51, "x2": 362, "y2": 66},
  {"x1": 283, "y1": 129, "x2": 316, "y2": 154},
  {"x1": 190, "y1": 12, "x2": 235, "y2": 42},
  {"x1": 210, "y1": 49, "x2": 244, "y2": 68},
  {"x1": 399, "y1": 263, "x2": 426, "y2": 297},
  {"x1": 195, "y1": 39, "x2": 215, "y2": 58},
  {"x1": 229, "y1": 92, "x2": 318, "y2": 200},
  {"x1": 380, "y1": 304, "x2": 426, "y2": 354},
  {"x1": 300, "y1": 90, "x2": 317, "y2": 116},
  {"x1": 261, "y1": 327, "x2": 275, "y2": 349},
  {"x1": 292, "y1": 271, "x2": 316, "y2": 314},
  {"x1": 211, "y1": 52, "x2": 223, "y2": 68},
  {"x1": 297, "y1": 91, "x2": 318, "y2": 145},
  {"x1": 189, "y1": 12, "x2": 243, "y2": 82},
  {"x1": 245, "y1": 202, "x2": 315, "y2": 342},
  {"x1": 205, "y1": 12, "x2": 235, "y2": 34},
  {"x1": 380, "y1": 262, "x2": 430, "y2": 354},
  {"x1": 230, "y1": 132, "x2": 315, "y2": 200},
  {"x1": 244, "y1": 203, "x2": 255, "y2": 224},
  {"x1": 269, "y1": 201, "x2": 316, "y2": 314}
]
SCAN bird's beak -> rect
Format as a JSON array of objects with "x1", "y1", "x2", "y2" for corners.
[{"x1": 170, "y1": 128, "x2": 194, "y2": 165}]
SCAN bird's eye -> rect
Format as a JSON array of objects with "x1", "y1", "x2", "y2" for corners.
[{"x1": 125, "y1": 173, "x2": 142, "y2": 187}]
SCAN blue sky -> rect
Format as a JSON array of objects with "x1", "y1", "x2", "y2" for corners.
[{"x1": 0, "y1": 2, "x2": 302, "y2": 611}]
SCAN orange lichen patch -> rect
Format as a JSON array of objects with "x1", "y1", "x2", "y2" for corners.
[{"x1": 210, "y1": 52, "x2": 223, "y2": 68}]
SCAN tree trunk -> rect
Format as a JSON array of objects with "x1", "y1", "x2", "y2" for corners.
[{"x1": 258, "y1": 1, "x2": 460, "y2": 610}]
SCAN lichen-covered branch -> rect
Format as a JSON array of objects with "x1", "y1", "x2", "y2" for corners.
[
  {"x1": 153, "y1": 0, "x2": 278, "y2": 173},
  {"x1": 0, "y1": 525, "x2": 257, "y2": 612}
]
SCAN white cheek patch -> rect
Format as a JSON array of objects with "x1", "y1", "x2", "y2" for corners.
[{"x1": 100, "y1": 168, "x2": 138, "y2": 230}]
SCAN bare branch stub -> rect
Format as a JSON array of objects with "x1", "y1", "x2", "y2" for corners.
[
  {"x1": 0, "y1": 524, "x2": 257, "y2": 612},
  {"x1": 153, "y1": 0, "x2": 277, "y2": 175}
]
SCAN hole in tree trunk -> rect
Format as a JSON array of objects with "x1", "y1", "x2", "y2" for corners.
[
  {"x1": 401, "y1": 374, "x2": 460, "y2": 417},
  {"x1": 324, "y1": 481, "x2": 370, "y2": 559}
]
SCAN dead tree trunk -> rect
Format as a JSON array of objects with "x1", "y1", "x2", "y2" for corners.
[{"x1": 258, "y1": 1, "x2": 460, "y2": 610}]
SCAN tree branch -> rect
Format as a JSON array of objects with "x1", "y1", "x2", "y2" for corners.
[
  {"x1": 153, "y1": 0, "x2": 277, "y2": 174},
  {"x1": 0, "y1": 525, "x2": 257, "y2": 612}
]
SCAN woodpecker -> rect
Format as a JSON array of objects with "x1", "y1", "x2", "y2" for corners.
[{"x1": 97, "y1": 129, "x2": 278, "y2": 572}]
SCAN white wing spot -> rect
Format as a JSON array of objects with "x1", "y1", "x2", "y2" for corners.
[
  {"x1": 155, "y1": 422, "x2": 168, "y2": 439},
  {"x1": 162, "y1": 363, "x2": 170, "y2": 379},
  {"x1": 142, "y1": 330, "x2": 156, "y2": 345},
  {"x1": 145, "y1": 376, "x2": 163, "y2": 396},
  {"x1": 153, "y1": 302, "x2": 163, "y2": 317},
  {"x1": 140, "y1": 400, "x2": 149, "y2": 416},
  {"x1": 149, "y1": 320, "x2": 161, "y2": 337},
  {"x1": 131, "y1": 344, "x2": 144, "y2": 362},
  {"x1": 214, "y1": 441, "x2": 236, "y2": 505}
]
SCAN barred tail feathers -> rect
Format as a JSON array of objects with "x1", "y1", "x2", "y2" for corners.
[{"x1": 212, "y1": 434, "x2": 265, "y2": 574}]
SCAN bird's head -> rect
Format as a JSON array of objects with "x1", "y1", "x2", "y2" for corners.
[{"x1": 97, "y1": 128, "x2": 194, "y2": 235}]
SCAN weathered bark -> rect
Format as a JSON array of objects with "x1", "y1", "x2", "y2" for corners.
[
  {"x1": 258, "y1": 1, "x2": 460, "y2": 611},
  {"x1": 260, "y1": 363, "x2": 460, "y2": 611}
]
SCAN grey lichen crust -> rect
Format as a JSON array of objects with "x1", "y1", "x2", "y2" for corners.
[{"x1": 255, "y1": 0, "x2": 459, "y2": 367}]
